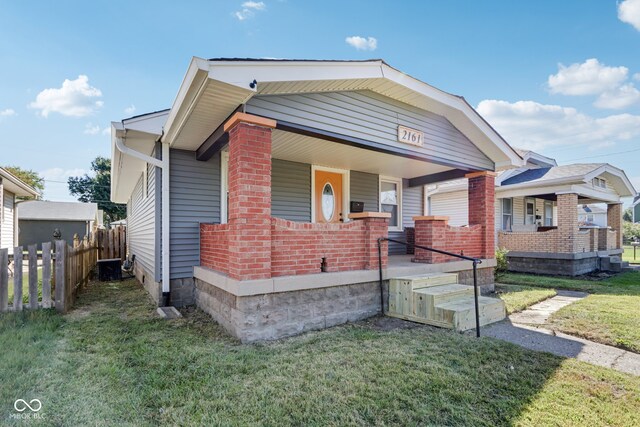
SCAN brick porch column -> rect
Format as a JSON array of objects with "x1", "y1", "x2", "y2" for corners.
[
  {"x1": 607, "y1": 203, "x2": 623, "y2": 249},
  {"x1": 412, "y1": 216, "x2": 449, "y2": 263},
  {"x1": 349, "y1": 212, "x2": 391, "y2": 269},
  {"x1": 224, "y1": 113, "x2": 276, "y2": 280},
  {"x1": 466, "y1": 171, "x2": 496, "y2": 259},
  {"x1": 556, "y1": 193, "x2": 579, "y2": 253}
]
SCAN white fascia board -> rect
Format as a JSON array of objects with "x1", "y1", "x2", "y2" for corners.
[
  {"x1": 524, "y1": 151, "x2": 557, "y2": 167},
  {"x1": 557, "y1": 184, "x2": 621, "y2": 203},
  {"x1": 161, "y1": 57, "x2": 211, "y2": 145},
  {"x1": 0, "y1": 168, "x2": 40, "y2": 198},
  {"x1": 207, "y1": 59, "x2": 385, "y2": 87},
  {"x1": 498, "y1": 174, "x2": 586, "y2": 192}
]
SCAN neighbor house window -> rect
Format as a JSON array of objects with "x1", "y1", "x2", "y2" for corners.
[
  {"x1": 593, "y1": 177, "x2": 606, "y2": 188},
  {"x1": 380, "y1": 177, "x2": 402, "y2": 231},
  {"x1": 502, "y1": 198, "x2": 512, "y2": 231},
  {"x1": 544, "y1": 201, "x2": 553, "y2": 226},
  {"x1": 525, "y1": 198, "x2": 535, "y2": 225}
]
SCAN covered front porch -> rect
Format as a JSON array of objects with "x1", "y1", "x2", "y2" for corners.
[{"x1": 498, "y1": 191, "x2": 623, "y2": 276}]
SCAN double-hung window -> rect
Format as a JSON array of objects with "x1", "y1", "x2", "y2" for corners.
[
  {"x1": 380, "y1": 177, "x2": 402, "y2": 231},
  {"x1": 501, "y1": 198, "x2": 513, "y2": 231}
]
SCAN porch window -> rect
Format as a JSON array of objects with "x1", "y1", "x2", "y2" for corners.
[
  {"x1": 380, "y1": 177, "x2": 402, "y2": 231},
  {"x1": 544, "y1": 201, "x2": 553, "y2": 226},
  {"x1": 525, "y1": 198, "x2": 535, "y2": 225},
  {"x1": 501, "y1": 198, "x2": 512, "y2": 231}
]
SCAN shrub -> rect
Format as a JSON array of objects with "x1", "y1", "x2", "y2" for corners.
[
  {"x1": 623, "y1": 221, "x2": 640, "y2": 243},
  {"x1": 495, "y1": 247, "x2": 509, "y2": 281}
]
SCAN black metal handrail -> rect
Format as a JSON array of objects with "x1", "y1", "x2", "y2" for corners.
[{"x1": 377, "y1": 237, "x2": 484, "y2": 338}]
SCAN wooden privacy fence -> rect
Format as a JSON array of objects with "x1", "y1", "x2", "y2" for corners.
[
  {"x1": 97, "y1": 226, "x2": 126, "y2": 261},
  {"x1": 0, "y1": 236, "x2": 98, "y2": 314}
]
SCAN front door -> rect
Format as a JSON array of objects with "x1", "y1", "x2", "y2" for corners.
[{"x1": 315, "y1": 170, "x2": 343, "y2": 223}]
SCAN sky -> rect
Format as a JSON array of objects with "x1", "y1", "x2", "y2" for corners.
[{"x1": 1, "y1": 0, "x2": 640, "y2": 205}]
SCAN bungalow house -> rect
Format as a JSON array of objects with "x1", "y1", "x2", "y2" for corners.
[
  {"x1": 427, "y1": 149, "x2": 636, "y2": 275},
  {"x1": 110, "y1": 58, "x2": 524, "y2": 341},
  {"x1": 17, "y1": 201, "x2": 100, "y2": 249},
  {"x1": 0, "y1": 168, "x2": 40, "y2": 253}
]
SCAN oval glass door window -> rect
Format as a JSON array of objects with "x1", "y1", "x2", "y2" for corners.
[{"x1": 322, "y1": 183, "x2": 335, "y2": 221}]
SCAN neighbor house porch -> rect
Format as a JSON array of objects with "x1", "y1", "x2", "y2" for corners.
[{"x1": 498, "y1": 192, "x2": 623, "y2": 276}]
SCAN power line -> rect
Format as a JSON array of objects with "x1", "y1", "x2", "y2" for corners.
[{"x1": 563, "y1": 146, "x2": 640, "y2": 162}]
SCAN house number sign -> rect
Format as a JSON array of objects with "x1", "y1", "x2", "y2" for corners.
[{"x1": 397, "y1": 125, "x2": 424, "y2": 147}]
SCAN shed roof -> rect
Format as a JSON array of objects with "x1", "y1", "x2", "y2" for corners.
[{"x1": 18, "y1": 201, "x2": 98, "y2": 221}]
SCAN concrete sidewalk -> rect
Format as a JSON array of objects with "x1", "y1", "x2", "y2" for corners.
[{"x1": 483, "y1": 290, "x2": 640, "y2": 376}]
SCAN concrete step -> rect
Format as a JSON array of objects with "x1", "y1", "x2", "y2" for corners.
[{"x1": 435, "y1": 296, "x2": 506, "y2": 331}]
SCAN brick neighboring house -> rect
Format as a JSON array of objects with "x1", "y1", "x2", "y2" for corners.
[
  {"x1": 427, "y1": 149, "x2": 637, "y2": 275},
  {"x1": 0, "y1": 168, "x2": 40, "y2": 254},
  {"x1": 110, "y1": 58, "x2": 523, "y2": 341}
]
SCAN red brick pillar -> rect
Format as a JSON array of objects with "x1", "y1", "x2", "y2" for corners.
[
  {"x1": 607, "y1": 203, "x2": 623, "y2": 249},
  {"x1": 412, "y1": 216, "x2": 449, "y2": 263},
  {"x1": 224, "y1": 113, "x2": 276, "y2": 281},
  {"x1": 349, "y1": 213, "x2": 390, "y2": 270},
  {"x1": 466, "y1": 171, "x2": 496, "y2": 259}
]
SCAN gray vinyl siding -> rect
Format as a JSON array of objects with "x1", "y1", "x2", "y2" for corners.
[
  {"x1": 246, "y1": 90, "x2": 493, "y2": 171},
  {"x1": 1, "y1": 190, "x2": 14, "y2": 251},
  {"x1": 402, "y1": 181, "x2": 423, "y2": 228},
  {"x1": 127, "y1": 164, "x2": 156, "y2": 278},
  {"x1": 169, "y1": 149, "x2": 221, "y2": 280},
  {"x1": 272, "y1": 159, "x2": 311, "y2": 222},
  {"x1": 350, "y1": 171, "x2": 378, "y2": 212}
]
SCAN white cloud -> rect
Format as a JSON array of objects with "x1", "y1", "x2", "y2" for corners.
[
  {"x1": 83, "y1": 123, "x2": 101, "y2": 135},
  {"x1": 618, "y1": 0, "x2": 640, "y2": 31},
  {"x1": 29, "y1": 75, "x2": 103, "y2": 117},
  {"x1": 40, "y1": 167, "x2": 90, "y2": 201},
  {"x1": 594, "y1": 83, "x2": 640, "y2": 109},
  {"x1": 0, "y1": 108, "x2": 16, "y2": 117},
  {"x1": 234, "y1": 1, "x2": 266, "y2": 20},
  {"x1": 124, "y1": 104, "x2": 136, "y2": 115},
  {"x1": 634, "y1": 72, "x2": 640, "y2": 81},
  {"x1": 477, "y1": 99, "x2": 640, "y2": 151},
  {"x1": 102, "y1": 127, "x2": 111, "y2": 136},
  {"x1": 345, "y1": 36, "x2": 377, "y2": 51},
  {"x1": 548, "y1": 58, "x2": 628, "y2": 96}
]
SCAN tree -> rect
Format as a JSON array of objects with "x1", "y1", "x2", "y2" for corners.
[
  {"x1": 68, "y1": 156, "x2": 125, "y2": 223},
  {"x1": 623, "y1": 207, "x2": 633, "y2": 222},
  {"x1": 2, "y1": 166, "x2": 43, "y2": 198}
]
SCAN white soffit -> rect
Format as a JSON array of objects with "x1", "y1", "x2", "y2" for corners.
[
  {"x1": 272, "y1": 130, "x2": 451, "y2": 179},
  {"x1": 162, "y1": 58, "x2": 523, "y2": 169}
]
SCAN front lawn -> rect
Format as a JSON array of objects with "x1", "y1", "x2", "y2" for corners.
[
  {"x1": 1, "y1": 279, "x2": 638, "y2": 426},
  {"x1": 494, "y1": 284, "x2": 557, "y2": 314},
  {"x1": 500, "y1": 272, "x2": 640, "y2": 353},
  {"x1": 622, "y1": 245, "x2": 640, "y2": 264}
]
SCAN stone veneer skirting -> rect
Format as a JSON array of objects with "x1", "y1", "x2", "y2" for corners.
[
  {"x1": 506, "y1": 250, "x2": 623, "y2": 276},
  {"x1": 193, "y1": 264, "x2": 495, "y2": 342}
]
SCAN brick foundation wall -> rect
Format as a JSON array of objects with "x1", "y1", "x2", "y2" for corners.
[
  {"x1": 498, "y1": 227, "x2": 598, "y2": 254},
  {"x1": 200, "y1": 223, "x2": 229, "y2": 275}
]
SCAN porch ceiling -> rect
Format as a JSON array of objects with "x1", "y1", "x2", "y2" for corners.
[{"x1": 272, "y1": 130, "x2": 452, "y2": 179}]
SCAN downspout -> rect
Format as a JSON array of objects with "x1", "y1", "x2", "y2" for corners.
[{"x1": 114, "y1": 134, "x2": 171, "y2": 306}]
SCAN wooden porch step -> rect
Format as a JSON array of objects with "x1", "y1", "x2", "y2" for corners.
[{"x1": 435, "y1": 296, "x2": 506, "y2": 331}]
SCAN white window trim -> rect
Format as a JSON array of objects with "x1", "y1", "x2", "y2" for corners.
[
  {"x1": 524, "y1": 197, "x2": 535, "y2": 225},
  {"x1": 501, "y1": 198, "x2": 513, "y2": 231},
  {"x1": 221, "y1": 151, "x2": 229, "y2": 224},
  {"x1": 311, "y1": 165, "x2": 350, "y2": 223},
  {"x1": 544, "y1": 201, "x2": 553, "y2": 226},
  {"x1": 379, "y1": 176, "x2": 403, "y2": 232}
]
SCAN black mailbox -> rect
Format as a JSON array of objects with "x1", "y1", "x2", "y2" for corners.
[{"x1": 350, "y1": 201, "x2": 364, "y2": 213}]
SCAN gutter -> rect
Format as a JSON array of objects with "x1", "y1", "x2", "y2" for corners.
[{"x1": 114, "y1": 134, "x2": 171, "y2": 306}]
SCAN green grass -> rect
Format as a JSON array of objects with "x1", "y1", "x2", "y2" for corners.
[
  {"x1": 494, "y1": 284, "x2": 557, "y2": 314},
  {"x1": 622, "y1": 245, "x2": 640, "y2": 264},
  {"x1": 1, "y1": 280, "x2": 639, "y2": 426},
  {"x1": 7, "y1": 268, "x2": 43, "y2": 305},
  {"x1": 500, "y1": 272, "x2": 640, "y2": 353}
]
